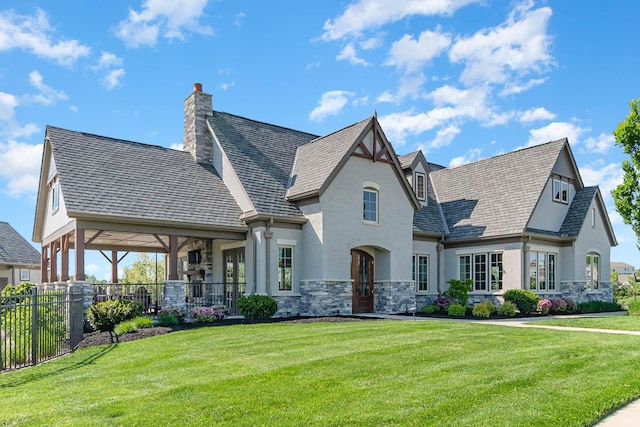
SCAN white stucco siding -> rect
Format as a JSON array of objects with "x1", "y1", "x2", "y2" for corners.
[
  {"x1": 528, "y1": 178, "x2": 574, "y2": 231},
  {"x1": 298, "y1": 203, "x2": 324, "y2": 280},
  {"x1": 320, "y1": 156, "x2": 414, "y2": 281},
  {"x1": 41, "y1": 185, "x2": 73, "y2": 241},
  {"x1": 412, "y1": 240, "x2": 439, "y2": 294},
  {"x1": 570, "y1": 198, "x2": 612, "y2": 283}
]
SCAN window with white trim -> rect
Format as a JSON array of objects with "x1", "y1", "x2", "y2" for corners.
[
  {"x1": 50, "y1": 176, "x2": 59, "y2": 213},
  {"x1": 412, "y1": 254, "x2": 429, "y2": 292},
  {"x1": 278, "y1": 246, "x2": 293, "y2": 291},
  {"x1": 552, "y1": 178, "x2": 569, "y2": 203},
  {"x1": 363, "y1": 188, "x2": 378, "y2": 223},
  {"x1": 415, "y1": 172, "x2": 426, "y2": 201},
  {"x1": 459, "y1": 253, "x2": 503, "y2": 292},
  {"x1": 586, "y1": 253, "x2": 599, "y2": 290},
  {"x1": 591, "y1": 207, "x2": 596, "y2": 227},
  {"x1": 529, "y1": 251, "x2": 557, "y2": 291}
]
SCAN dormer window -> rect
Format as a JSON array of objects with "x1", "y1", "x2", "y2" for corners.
[
  {"x1": 552, "y1": 178, "x2": 568, "y2": 204},
  {"x1": 415, "y1": 172, "x2": 426, "y2": 201}
]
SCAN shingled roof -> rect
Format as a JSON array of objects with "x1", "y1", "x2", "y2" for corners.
[
  {"x1": 287, "y1": 118, "x2": 371, "y2": 200},
  {"x1": 207, "y1": 111, "x2": 318, "y2": 218},
  {"x1": 430, "y1": 139, "x2": 568, "y2": 240},
  {"x1": 0, "y1": 222, "x2": 40, "y2": 266},
  {"x1": 46, "y1": 126, "x2": 244, "y2": 229},
  {"x1": 559, "y1": 186, "x2": 598, "y2": 236}
]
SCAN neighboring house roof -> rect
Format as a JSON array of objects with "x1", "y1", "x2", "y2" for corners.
[
  {"x1": 286, "y1": 118, "x2": 370, "y2": 200},
  {"x1": 45, "y1": 126, "x2": 244, "y2": 229},
  {"x1": 611, "y1": 261, "x2": 635, "y2": 269},
  {"x1": 0, "y1": 222, "x2": 40, "y2": 266},
  {"x1": 431, "y1": 139, "x2": 568, "y2": 240},
  {"x1": 207, "y1": 111, "x2": 318, "y2": 218}
]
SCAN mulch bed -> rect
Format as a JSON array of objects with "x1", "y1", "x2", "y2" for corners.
[{"x1": 76, "y1": 316, "x2": 376, "y2": 349}]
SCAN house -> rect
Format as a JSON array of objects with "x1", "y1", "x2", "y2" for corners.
[
  {"x1": 611, "y1": 261, "x2": 636, "y2": 287},
  {"x1": 32, "y1": 83, "x2": 617, "y2": 316},
  {"x1": 0, "y1": 222, "x2": 41, "y2": 291}
]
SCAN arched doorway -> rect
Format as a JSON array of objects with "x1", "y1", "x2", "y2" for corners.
[{"x1": 351, "y1": 249, "x2": 374, "y2": 313}]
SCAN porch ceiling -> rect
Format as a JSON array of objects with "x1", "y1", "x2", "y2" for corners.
[{"x1": 76, "y1": 229, "x2": 189, "y2": 253}]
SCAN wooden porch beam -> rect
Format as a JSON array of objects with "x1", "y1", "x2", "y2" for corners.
[
  {"x1": 153, "y1": 234, "x2": 170, "y2": 252},
  {"x1": 41, "y1": 245, "x2": 49, "y2": 283},
  {"x1": 168, "y1": 235, "x2": 178, "y2": 280},
  {"x1": 60, "y1": 234, "x2": 70, "y2": 282},
  {"x1": 85, "y1": 230, "x2": 103, "y2": 246},
  {"x1": 75, "y1": 227, "x2": 85, "y2": 281}
]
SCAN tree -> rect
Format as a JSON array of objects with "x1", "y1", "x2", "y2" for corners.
[
  {"x1": 612, "y1": 98, "x2": 640, "y2": 250},
  {"x1": 121, "y1": 253, "x2": 165, "y2": 284}
]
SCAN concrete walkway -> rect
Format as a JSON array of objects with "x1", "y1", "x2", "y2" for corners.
[{"x1": 361, "y1": 311, "x2": 640, "y2": 426}]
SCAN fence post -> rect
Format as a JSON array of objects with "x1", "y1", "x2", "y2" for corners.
[{"x1": 31, "y1": 287, "x2": 38, "y2": 367}]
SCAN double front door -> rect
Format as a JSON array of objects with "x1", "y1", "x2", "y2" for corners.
[
  {"x1": 351, "y1": 249, "x2": 374, "y2": 313},
  {"x1": 223, "y1": 248, "x2": 245, "y2": 314}
]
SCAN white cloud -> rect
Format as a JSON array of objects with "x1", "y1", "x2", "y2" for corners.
[
  {"x1": 220, "y1": 81, "x2": 235, "y2": 91},
  {"x1": 377, "y1": 74, "x2": 427, "y2": 103},
  {"x1": 0, "y1": 91, "x2": 39, "y2": 139},
  {"x1": 25, "y1": 70, "x2": 69, "y2": 106},
  {"x1": 449, "y1": 147, "x2": 482, "y2": 167},
  {"x1": 0, "y1": 141, "x2": 43, "y2": 196},
  {"x1": 321, "y1": 0, "x2": 479, "y2": 40},
  {"x1": 0, "y1": 9, "x2": 90, "y2": 66},
  {"x1": 520, "y1": 107, "x2": 555, "y2": 122},
  {"x1": 169, "y1": 143, "x2": 183, "y2": 150},
  {"x1": 427, "y1": 125, "x2": 461, "y2": 151},
  {"x1": 385, "y1": 29, "x2": 451, "y2": 73},
  {"x1": 584, "y1": 133, "x2": 615, "y2": 154},
  {"x1": 449, "y1": 2, "x2": 553, "y2": 88},
  {"x1": 580, "y1": 161, "x2": 623, "y2": 204},
  {"x1": 336, "y1": 43, "x2": 370, "y2": 66},
  {"x1": 114, "y1": 0, "x2": 213, "y2": 48},
  {"x1": 500, "y1": 77, "x2": 547, "y2": 96},
  {"x1": 608, "y1": 208, "x2": 623, "y2": 225},
  {"x1": 527, "y1": 121, "x2": 588, "y2": 147},
  {"x1": 103, "y1": 68, "x2": 126, "y2": 90},
  {"x1": 309, "y1": 90, "x2": 353, "y2": 121},
  {"x1": 85, "y1": 264, "x2": 100, "y2": 274}
]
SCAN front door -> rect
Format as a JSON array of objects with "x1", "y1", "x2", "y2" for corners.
[
  {"x1": 223, "y1": 248, "x2": 245, "y2": 314},
  {"x1": 351, "y1": 249, "x2": 374, "y2": 313}
]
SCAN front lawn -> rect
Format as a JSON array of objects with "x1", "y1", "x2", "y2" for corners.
[
  {"x1": 1, "y1": 320, "x2": 639, "y2": 426},
  {"x1": 531, "y1": 315, "x2": 640, "y2": 331}
]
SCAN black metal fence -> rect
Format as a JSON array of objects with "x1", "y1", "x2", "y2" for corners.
[
  {"x1": 184, "y1": 282, "x2": 246, "y2": 315},
  {"x1": 91, "y1": 283, "x2": 162, "y2": 315},
  {"x1": 0, "y1": 286, "x2": 84, "y2": 372}
]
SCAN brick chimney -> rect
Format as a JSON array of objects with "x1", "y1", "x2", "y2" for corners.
[{"x1": 184, "y1": 82, "x2": 213, "y2": 164}]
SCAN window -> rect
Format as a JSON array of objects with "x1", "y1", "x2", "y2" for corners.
[
  {"x1": 415, "y1": 172, "x2": 426, "y2": 201},
  {"x1": 363, "y1": 189, "x2": 378, "y2": 223},
  {"x1": 591, "y1": 207, "x2": 596, "y2": 227},
  {"x1": 412, "y1": 255, "x2": 429, "y2": 292},
  {"x1": 552, "y1": 178, "x2": 569, "y2": 203},
  {"x1": 278, "y1": 246, "x2": 293, "y2": 291},
  {"x1": 50, "y1": 177, "x2": 59, "y2": 213},
  {"x1": 586, "y1": 253, "x2": 599, "y2": 290},
  {"x1": 459, "y1": 253, "x2": 502, "y2": 292},
  {"x1": 529, "y1": 251, "x2": 557, "y2": 291}
]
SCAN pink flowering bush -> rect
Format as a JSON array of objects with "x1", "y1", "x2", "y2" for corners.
[
  {"x1": 537, "y1": 299, "x2": 552, "y2": 315},
  {"x1": 548, "y1": 298, "x2": 577, "y2": 314},
  {"x1": 191, "y1": 306, "x2": 229, "y2": 323}
]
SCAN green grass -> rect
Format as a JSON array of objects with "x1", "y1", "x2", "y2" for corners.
[
  {"x1": 532, "y1": 315, "x2": 640, "y2": 331},
  {"x1": 1, "y1": 320, "x2": 640, "y2": 426}
]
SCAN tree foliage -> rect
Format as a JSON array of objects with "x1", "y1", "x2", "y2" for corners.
[
  {"x1": 612, "y1": 98, "x2": 640, "y2": 250},
  {"x1": 122, "y1": 253, "x2": 165, "y2": 284}
]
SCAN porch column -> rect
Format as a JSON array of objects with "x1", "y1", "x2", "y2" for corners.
[
  {"x1": 50, "y1": 240, "x2": 58, "y2": 283},
  {"x1": 60, "y1": 234, "x2": 70, "y2": 282},
  {"x1": 41, "y1": 244, "x2": 49, "y2": 283},
  {"x1": 111, "y1": 251, "x2": 119, "y2": 283},
  {"x1": 253, "y1": 226, "x2": 267, "y2": 294},
  {"x1": 75, "y1": 227, "x2": 86, "y2": 281},
  {"x1": 168, "y1": 235, "x2": 178, "y2": 280}
]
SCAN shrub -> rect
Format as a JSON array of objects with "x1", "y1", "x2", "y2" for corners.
[
  {"x1": 577, "y1": 301, "x2": 623, "y2": 314},
  {"x1": 472, "y1": 301, "x2": 496, "y2": 318},
  {"x1": 157, "y1": 307, "x2": 186, "y2": 325},
  {"x1": 628, "y1": 299, "x2": 640, "y2": 316},
  {"x1": 132, "y1": 316, "x2": 154, "y2": 328},
  {"x1": 497, "y1": 301, "x2": 517, "y2": 317},
  {"x1": 443, "y1": 279, "x2": 472, "y2": 306},
  {"x1": 191, "y1": 306, "x2": 229, "y2": 323},
  {"x1": 537, "y1": 299, "x2": 552, "y2": 315},
  {"x1": 447, "y1": 303, "x2": 467, "y2": 317},
  {"x1": 420, "y1": 305, "x2": 438, "y2": 314},
  {"x1": 549, "y1": 298, "x2": 567, "y2": 314},
  {"x1": 564, "y1": 298, "x2": 577, "y2": 313},
  {"x1": 87, "y1": 299, "x2": 143, "y2": 342},
  {"x1": 113, "y1": 316, "x2": 153, "y2": 336},
  {"x1": 503, "y1": 289, "x2": 539, "y2": 315},
  {"x1": 237, "y1": 295, "x2": 278, "y2": 320},
  {"x1": 434, "y1": 297, "x2": 452, "y2": 310}
]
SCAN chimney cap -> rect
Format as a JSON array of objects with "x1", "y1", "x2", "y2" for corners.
[{"x1": 194, "y1": 82, "x2": 203, "y2": 92}]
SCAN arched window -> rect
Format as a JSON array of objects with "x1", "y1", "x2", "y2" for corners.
[{"x1": 586, "y1": 253, "x2": 599, "y2": 289}]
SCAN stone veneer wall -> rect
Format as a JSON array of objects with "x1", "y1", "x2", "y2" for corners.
[
  {"x1": 273, "y1": 295, "x2": 301, "y2": 318},
  {"x1": 162, "y1": 280, "x2": 186, "y2": 312},
  {"x1": 560, "y1": 280, "x2": 613, "y2": 304},
  {"x1": 415, "y1": 294, "x2": 438, "y2": 308},
  {"x1": 374, "y1": 281, "x2": 415, "y2": 314},
  {"x1": 299, "y1": 280, "x2": 352, "y2": 316}
]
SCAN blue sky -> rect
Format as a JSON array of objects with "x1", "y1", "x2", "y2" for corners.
[{"x1": 0, "y1": 0, "x2": 639, "y2": 280}]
